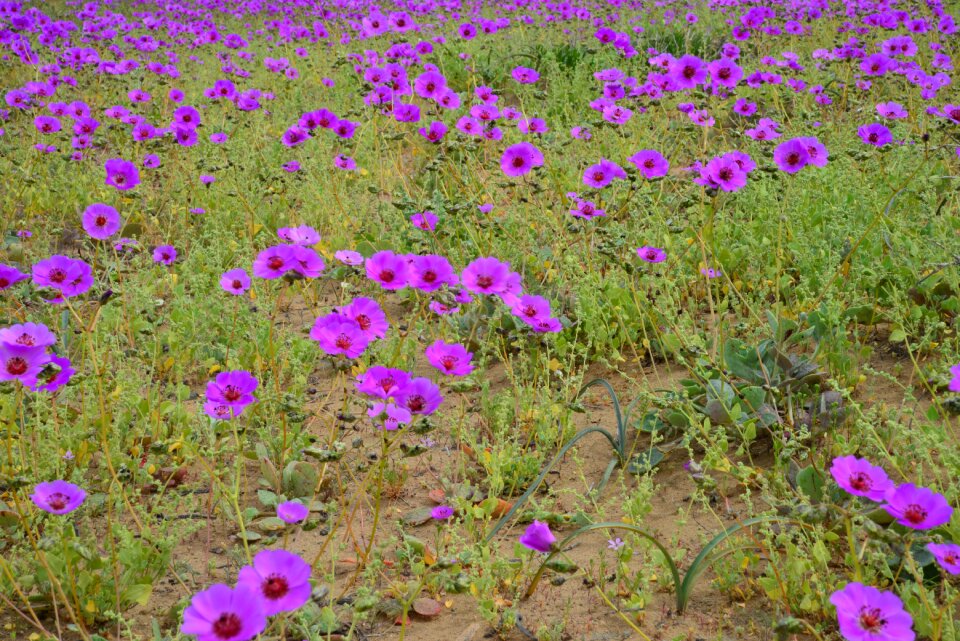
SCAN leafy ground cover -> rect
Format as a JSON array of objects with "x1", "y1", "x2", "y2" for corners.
[{"x1": 1, "y1": 0, "x2": 960, "y2": 639}]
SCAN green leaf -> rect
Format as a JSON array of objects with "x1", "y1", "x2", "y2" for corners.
[
  {"x1": 123, "y1": 583, "x2": 153, "y2": 606},
  {"x1": 628, "y1": 448, "x2": 665, "y2": 475},
  {"x1": 796, "y1": 466, "x2": 825, "y2": 502}
]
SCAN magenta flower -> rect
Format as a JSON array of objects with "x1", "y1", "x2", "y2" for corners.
[
  {"x1": 32, "y1": 255, "x2": 93, "y2": 298},
  {"x1": 0, "y1": 264, "x2": 29, "y2": 291},
  {"x1": 858, "y1": 123, "x2": 893, "y2": 147},
  {"x1": 628, "y1": 150, "x2": 669, "y2": 178},
  {"x1": 773, "y1": 138, "x2": 811, "y2": 174},
  {"x1": 431, "y1": 505, "x2": 454, "y2": 520},
  {"x1": 418, "y1": 121, "x2": 447, "y2": 143},
  {"x1": 396, "y1": 377, "x2": 443, "y2": 415},
  {"x1": 882, "y1": 484, "x2": 953, "y2": 530},
  {"x1": 928, "y1": 543, "x2": 960, "y2": 575},
  {"x1": 637, "y1": 246, "x2": 667, "y2": 263},
  {"x1": 310, "y1": 314, "x2": 369, "y2": 359},
  {"x1": 277, "y1": 225, "x2": 320, "y2": 246},
  {"x1": 368, "y1": 401, "x2": 412, "y2": 431},
  {"x1": 877, "y1": 102, "x2": 908, "y2": 119},
  {"x1": 104, "y1": 158, "x2": 140, "y2": 191},
  {"x1": 338, "y1": 296, "x2": 389, "y2": 340},
  {"x1": 511, "y1": 66, "x2": 540, "y2": 83},
  {"x1": 797, "y1": 137, "x2": 829, "y2": 167},
  {"x1": 949, "y1": 363, "x2": 960, "y2": 392},
  {"x1": 0, "y1": 343, "x2": 49, "y2": 387},
  {"x1": 236, "y1": 549, "x2": 311, "y2": 616},
  {"x1": 335, "y1": 250, "x2": 364, "y2": 266},
  {"x1": 334, "y1": 154, "x2": 356, "y2": 170},
  {"x1": 0, "y1": 322, "x2": 57, "y2": 348},
  {"x1": 668, "y1": 54, "x2": 707, "y2": 89},
  {"x1": 425, "y1": 340, "x2": 474, "y2": 376},
  {"x1": 829, "y1": 583, "x2": 915, "y2": 641},
  {"x1": 701, "y1": 155, "x2": 747, "y2": 192},
  {"x1": 409, "y1": 255, "x2": 457, "y2": 292},
  {"x1": 500, "y1": 142, "x2": 544, "y2": 177},
  {"x1": 462, "y1": 257, "x2": 511, "y2": 295},
  {"x1": 153, "y1": 245, "x2": 177, "y2": 265},
  {"x1": 289, "y1": 246, "x2": 324, "y2": 278},
  {"x1": 253, "y1": 245, "x2": 296, "y2": 279},
  {"x1": 281, "y1": 126, "x2": 310, "y2": 147},
  {"x1": 511, "y1": 295, "x2": 552, "y2": 326},
  {"x1": 206, "y1": 370, "x2": 258, "y2": 409},
  {"x1": 220, "y1": 269, "x2": 251, "y2": 296},
  {"x1": 277, "y1": 501, "x2": 309, "y2": 524},
  {"x1": 410, "y1": 211, "x2": 438, "y2": 231},
  {"x1": 365, "y1": 250, "x2": 409, "y2": 290},
  {"x1": 519, "y1": 520, "x2": 556, "y2": 553},
  {"x1": 829, "y1": 456, "x2": 893, "y2": 502},
  {"x1": 181, "y1": 584, "x2": 266, "y2": 641},
  {"x1": 30, "y1": 480, "x2": 86, "y2": 515},
  {"x1": 583, "y1": 158, "x2": 627, "y2": 189},
  {"x1": 355, "y1": 366, "x2": 410, "y2": 399},
  {"x1": 29, "y1": 355, "x2": 74, "y2": 393}
]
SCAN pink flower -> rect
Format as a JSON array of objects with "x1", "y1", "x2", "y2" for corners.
[{"x1": 425, "y1": 340, "x2": 474, "y2": 376}]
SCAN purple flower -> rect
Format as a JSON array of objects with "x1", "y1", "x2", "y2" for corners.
[
  {"x1": 668, "y1": 54, "x2": 706, "y2": 89},
  {"x1": 829, "y1": 456, "x2": 893, "y2": 502},
  {"x1": 583, "y1": 158, "x2": 626, "y2": 189},
  {"x1": 82, "y1": 203, "x2": 122, "y2": 240},
  {"x1": 29, "y1": 354, "x2": 74, "y2": 393},
  {"x1": 236, "y1": 550, "x2": 311, "y2": 616},
  {"x1": 418, "y1": 121, "x2": 447, "y2": 143},
  {"x1": 701, "y1": 155, "x2": 747, "y2": 192},
  {"x1": 338, "y1": 296, "x2": 389, "y2": 340},
  {"x1": 431, "y1": 505, "x2": 454, "y2": 520},
  {"x1": 877, "y1": 102, "x2": 908, "y2": 119},
  {"x1": 858, "y1": 123, "x2": 893, "y2": 147},
  {"x1": 181, "y1": 584, "x2": 266, "y2": 641},
  {"x1": 0, "y1": 344, "x2": 50, "y2": 387},
  {"x1": 500, "y1": 142, "x2": 544, "y2": 177},
  {"x1": 104, "y1": 158, "x2": 140, "y2": 191},
  {"x1": 220, "y1": 269, "x2": 251, "y2": 296},
  {"x1": 882, "y1": 483, "x2": 953, "y2": 530},
  {"x1": 0, "y1": 264, "x2": 29, "y2": 291},
  {"x1": 365, "y1": 251, "x2": 409, "y2": 290},
  {"x1": 511, "y1": 66, "x2": 540, "y2": 83},
  {"x1": 425, "y1": 340, "x2": 474, "y2": 376},
  {"x1": 32, "y1": 255, "x2": 93, "y2": 298},
  {"x1": 829, "y1": 583, "x2": 915, "y2": 641},
  {"x1": 30, "y1": 480, "x2": 86, "y2": 515},
  {"x1": 0, "y1": 322, "x2": 57, "y2": 348},
  {"x1": 628, "y1": 150, "x2": 669, "y2": 178},
  {"x1": 462, "y1": 257, "x2": 511, "y2": 295},
  {"x1": 153, "y1": 245, "x2": 177, "y2": 265},
  {"x1": 410, "y1": 211, "x2": 438, "y2": 231},
  {"x1": 206, "y1": 370, "x2": 258, "y2": 409},
  {"x1": 797, "y1": 137, "x2": 829, "y2": 167},
  {"x1": 282, "y1": 126, "x2": 310, "y2": 147},
  {"x1": 511, "y1": 295, "x2": 552, "y2": 326},
  {"x1": 355, "y1": 366, "x2": 410, "y2": 399},
  {"x1": 335, "y1": 250, "x2": 363, "y2": 266},
  {"x1": 289, "y1": 246, "x2": 324, "y2": 278},
  {"x1": 949, "y1": 363, "x2": 960, "y2": 392},
  {"x1": 253, "y1": 245, "x2": 296, "y2": 279},
  {"x1": 637, "y1": 246, "x2": 667, "y2": 263},
  {"x1": 210, "y1": 132, "x2": 228, "y2": 144},
  {"x1": 277, "y1": 225, "x2": 320, "y2": 246},
  {"x1": 396, "y1": 377, "x2": 443, "y2": 415},
  {"x1": 409, "y1": 255, "x2": 457, "y2": 292},
  {"x1": 310, "y1": 314, "x2": 369, "y2": 359},
  {"x1": 519, "y1": 520, "x2": 556, "y2": 553},
  {"x1": 773, "y1": 138, "x2": 811, "y2": 174},
  {"x1": 277, "y1": 501, "x2": 309, "y2": 524},
  {"x1": 334, "y1": 154, "x2": 356, "y2": 171}
]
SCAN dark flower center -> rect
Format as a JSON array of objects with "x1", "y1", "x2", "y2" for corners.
[
  {"x1": 422, "y1": 270, "x2": 437, "y2": 282},
  {"x1": 212, "y1": 612, "x2": 243, "y2": 639},
  {"x1": 406, "y1": 395, "x2": 425, "y2": 412},
  {"x1": 267, "y1": 256, "x2": 284, "y2": 270},
  {"x1": 867, "y1": 133, "x2": 879, "y2": 143},
  {"x1": 858, "y1": 607, "x2": 885, "y2": 633},
  {"x1": 718, "y1": 68, "x2": 731, "y2": 79},
  {"x1": 522, "y1": 305, "x2": 537, "y2": 317},
  {"x1": 645, "y1": 250, "x2": 658, "y2": 260},
  {"x1": 222, "y1": 385, "x2": 241, "y2": 402},
  {"x1": 334, "y1": 334, "x2": 352, "y2": 349},
  {"x1": 7, "y1": 357, "x2": 28, "y2": 376},
  {"x1": 849, "y1": 472, "x2": 872, "y2": 491},
  {"x1": 354, "y1": 314, "x2": 371, "y2": 330},
  {"x1": 644, "y1": 159, "x2": 655, "y2": 169},
  {"x1": 261, "y1": 574, "x2": 289, "y2": 600},
  {"x1": 786, "y1": 152, "x2": 801, "y2": 165},
  {"x1": 718, "y1": 168, "x2": 733, "y2": 181},
  {"x1": 379, "y1": 269, "x2": 394, "y2": 283},
  {"x1": 903, "y1": 503, "x2": 927, "y2": 524},
  {"x1": 593, "y1": 170, "x2": 605, "y2": 182},
  {"x1": 15, "y1": 333, "x2": 35, "y2": 346},
  {"x1": 682, "y1": 65, "x2": 696, "y2": 78},
  {"x1": 950, "y1": 108, "x2": 960, "y2": 120},
  {"x1": 379, "y1": 377, "x2": 395, "y2": 392},
  {"x1": 476, "y1": 275, "x2": 493, "y2": 289},
  {"x1": 114, "y1": 175, "x2": 126, "y2": 184},
  {"x1": 47, "y1": 492, "x2": 69, "y2": 510},
  {"x1": 511, "y1": 156, "x2": 526, "y2": 168},
  {"x1": 231, "y1": 279, "x2": 242, "y2": 290},
  {"x1": 49, "y1": 268, "x2": 67, "y2": 283},
  {"x1": 95, "y1": 215, "x2": 107, "y2": 226}
]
